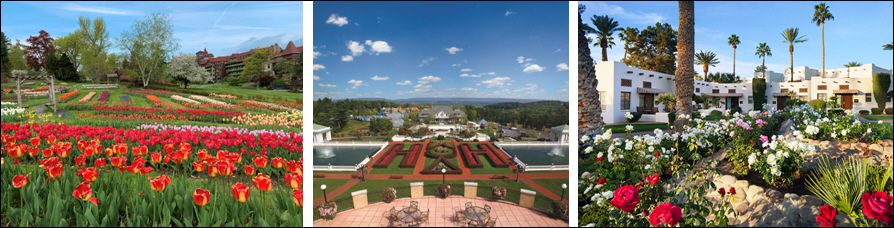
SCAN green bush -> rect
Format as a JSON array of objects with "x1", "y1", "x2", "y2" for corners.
[
  {"x1": 752, "y1": 78, "x2": 767, "y2": 111},
  {"x1": 873, "y1": 73, "x2": 891, "y2": 109},
  {"x1": 668, "y1": 111, "x2": 676, "y2": 125},
  {"x1": 859, "y1": 110, "x2": 870, "y2": 115},
  {"x1": 731, "y1": 106, "x2": 742, "y2": 114},
  {"x1": 871, "y1": 108, "x2": 883, "y2": 115},
  {"x1": 271, "y1": 79, "x2": 286, "y2": 86},
  {"x1": 691, "y1": 111, "x2": 702, "y2": 119},
  {"x1": 627, "y1": 112, "x2": 643, "y2": 123},
  {"x1": 886, "y1": 108, "x2": 893, "y2": 115},
  {"x1": 808, "y1": 100, "x2": 827, "y2": 110},
  {"x1": 710, "y1": 110, "x2": 723, "y2": 116}
]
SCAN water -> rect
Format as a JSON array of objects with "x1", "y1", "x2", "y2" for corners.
[
  {"x1": 313, "y1": 146, "x2": 381, "y2": 166},
  {"x1": 500, "y1": 146, "x2": 570, "y2": 165}
]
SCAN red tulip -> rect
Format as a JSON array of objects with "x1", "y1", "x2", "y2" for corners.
[
  {"x1": 75, "y1": 155, "x2": 87, "y2": 166},
  {"x1": 649, "y1": 203, "x2": 682, "y2": 227},
  {"x1": 197, "y1": 149, "x2": 209, "y2": 161},
  {"x1": 132, "y1": 146, "x2": 148, "y2": 156},
  {"x1": 45, "y1": 164, "x2": 64, "y2": 182},
  {"x1": 244, "y1": 165, "x2": 255, "y2": 176},
  {"x1": 193, "y1": 161, "x2": 206, "y2": 172},
  {"x1": 148, "y1": 175, "x2": 172, "y2": 192},
  {"x1": 140, "y1": 167, "x2": 154, "y2": 176},
  {"x1": 72, "y1": 183, "x2": 99, "y2": 206},
  {"x1": 94, "y1": 158, "x2": 107, "y2": 168},
  {"x1": 232, "y1": 183, "x2": 250, "y2": 203},
  {"x1": 42, "y1": 148, "x2": 55, "y2": 157},
  {"x1": 271, "y1": 157, "x2": 284, "y2": 169},
  {"x1": 253, "y1": 155, "x2": 268, "y2": 168},
  {"x1": 292, "y1": 189, "x2": 303, "y2": 207},
  {"x1": 46, "y1": 135, "x2": 56, "y2": 145},
  {"x1": 164, "y1": 144, "x2": 175, "y2": 154},
  {"x1": 150, "y1": 153, "x2": 162, "y2": 164},
  {"x1": 285, "y1": 173, "x2": 302, "y2": 190},
  {"x1": 193, "y1": 189, "x2": 210, "y2": 206},
  {"x1": 77, "y1": 168, "x2": 99, "y2": 184},
  {"x1": 286, "y1": 160, "x2": 302, "y2": 175},
  {"x1": 12, "y1": 175, "x2": 29, "y2": 189},
  {"x1": 252, "y1": 173, "x2": 272, "y2": 192},
  {"x1": 115, "y1": 144, "x2": 128, "y2": 155},
  {"x1": 104, "y1": 148, "x2": 115, "y2": 157},
  {"x1": 109, "y1": 156, "x2": 127, "y2": 167},
  {"x1": 29, "y1": 137, "x2": 41, "y2": 147},
  {"x1": 8, "y1": 145, "x2": 24, "y2": 159}
]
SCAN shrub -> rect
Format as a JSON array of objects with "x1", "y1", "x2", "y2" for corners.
[
  {"x1": 872, "y1": 73, "x2": 891, "y2": 109},
  {"x1": 437, "y1": 135, "x2": 445, "y2": 140},
  {"x1": 886, "y1": 108, "x2": 893, "y2": 115},
  {"x1": 627, "y1": 112, "x2": 643, "y2": 123},
  {"x1": 668, "y1": 111, "x2": 676, "y2": 125},
  {"x1": 730, "y1": 106, "x2": 742, "y2": 114},
  {"x1": 727, "y1": 143, "x2": 760, "y2": 176},
  {"x1": 859, "y1": 110, "x2": 870, "y2": 115},
  {"x1": 552, "y1": 199, "x2": 569, "y2": 220},
  {"x1": 710, "y1": 110, "x2": 723, "y2": 116},
  {"x1": 753, "y1": 78, "x2": 768, "y2": 111},
  {"x1": 271, "y1": 79, "x2": 286, "y2": 86},
  {"x1": 319, "y1": 201, "x2": 338, "y2": 220},
  {"x1": 492, "y1": 186, "x2": 507, "y2": 200},
  {"x1": 691, "y1": 111, "x2": 702, "y2": 119},
  {"x1": 473, "y1": 139, "x2": 479, "y2": 142},
  {"x1": 383, "y1": 187, "x2": 397, "y2": 203},
  {"x1": 438, "y1": 184, "x2": 452, "y2": 198},
  {"x1": 808, "y1": 100, "x2": 827, "y2": 110},
  {"x1": 871, "y1": 108, "x2": 883, "y2": 115}
]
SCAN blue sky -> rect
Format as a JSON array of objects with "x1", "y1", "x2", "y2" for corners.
[
  {"x1": 313, "y1": 1, "x2": 570, "y2": 101},
  {"x1": 1, "y1": 1, "x2": 302, "y2": 57},
  {"x1": 580, "y1": 1, "x2": 894, "y2": 77}
]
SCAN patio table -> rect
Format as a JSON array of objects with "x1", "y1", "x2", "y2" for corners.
[
  {"x1": 398, "y1": 207, "x2": 422, "y2": 224},
  {"x1": 463, "y1": 206, "x2": 490, "y2": 227}
]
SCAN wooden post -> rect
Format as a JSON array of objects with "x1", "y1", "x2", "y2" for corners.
[
  {"x1": 16, "y1": 78, "x2": 23, "y2": 108},
  {"x1": 48, "y1": 75, "x2": 57, "y2": 114}
]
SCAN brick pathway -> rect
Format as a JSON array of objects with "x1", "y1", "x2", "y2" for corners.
[{"x1": 313, "y1": 196, "x2": 568, "y2": 227}]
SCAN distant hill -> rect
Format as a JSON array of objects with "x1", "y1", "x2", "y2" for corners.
[
  {"x1": 347, "y1": 97, "x2": 554, "y2": 106},
  {"x1": 484, "y1": 100, "x2": 569, "y2": 110}
]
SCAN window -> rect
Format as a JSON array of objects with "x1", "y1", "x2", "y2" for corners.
[
  {"x1": 728, "y1": 89, "x2": 736, "y2": 94},
  {"x1": 817, "y1": 93, "x2": 827, "y2": 101},
  {"x1": 638, "y1": 94, "x2": 646, "y2": 108},
  {"x1": 839, "y1": 85, "x2": 849, "y2": 90},
  {"x1": 621, "y1": 92, "x2": 631, "y2": 110},
  {"x1": 599, "y1": 91, "x2": 607, "y2": 110},
  {"x1": 818, "y1": 85, "x2": 827, "y2": 90},
  {"x1": 799, "y1": 88, "x2": 808, "y2": 93},
  {"x1": 696, "y1": 88, "x2": 701, "y2": 93},
  {"x1": 643, "y1": 82, "x2": 652, "y2": 89},
  {"x1": 712, "y1": 89, "x2": 720, "y2": 94},
  {"x1": 866, "y1": 93, "x2": 872, "y2": 103},
  {"x1": 781, "y1": 88, "x2": 789, "y2": 93},
  {"x1": 748, "y1": 96, "x2": 754, "y2": 104},
  {"x1": 621, "y1": 79, "x2": 632, "y2": 87}
]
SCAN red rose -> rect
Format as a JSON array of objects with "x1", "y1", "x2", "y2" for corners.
[
  {"x1": 649, "y1": 202, "x2": 682, "y2": 227},
  {"x1": 610, "y1": 185, "x2": 640, "y2": 212},
  {"x1": 596, "y1": 157, "x2": 604, "y2": 162},
  {"x1": 861, "y1": 192, "x2": 893, "y2": 225},
  {"x1": 597, "y1": 178, "x2": 606, "y2": 185},
  {"x1": 729, "y1": 187, "x2": 736, "y2": 195},
  {"x1": 718, "y1": 188, "x2": 726, "y2": 197},
  {"x1": 816, "y1": 205, "x2": 837, "y2": 227},
  {"x1": 645, "y1": 173, "x2": 660, "y2": 185}
]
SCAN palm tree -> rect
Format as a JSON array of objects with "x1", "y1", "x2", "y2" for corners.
[
  {"x1": 618, "y1": 27, "x2": 639, "y2": 61},
  {"x1": 812, "y1": 2, "x2": 834, "y2": 79},
  {"x1": 781, "y1": 28, "x2": 808, "y2": 82},
  {"x1": 577, "y1": 4, "x2": 605, "y2": 135},
  {"x1": 884, "y1": 42, "x2": 893, "y2": 51},
  {"x1": 728, "y1": 35, "x2": 741, "y2": 77},
  {"x1": 755, "y1": 43, "x2": 772, "y2": 78},
  {"x1": 695, "y1": 51, "x2": 720, "y2": 79},
  {"x1": 843, "y1": 61, "x2": 861, "y2": 78},
  {"x1": 675, "y1": 1, "x2": 695, "y2": 131},
  {"x1": 584, "y1": 15, "x2": 623, "y2": 62}
]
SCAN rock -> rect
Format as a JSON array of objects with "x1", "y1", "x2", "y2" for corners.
[
  {"x1": 817, "y1": 141, "x2": 832, "y2": 149},
  {"x1": 740, "y1": 199, "x2": 774, "y2": 226},
  {"x1": 732, "y1": 191, "x2": 747, "y2": 203},
  {"x1": 799, "y1": 206, "x2": 819, "y2": 223},
  {"x1": 800, "y1": 195, "x2": 824, "y2": 207},
  {"x1": 721, "y1": 175, "x2": 738, "y2": 186},
  {"x1": 766, "y1": 189, "x2": 784, "y2": 203},
  {"x1": 834, "y1": 213, "x2": 854, "y2": 227},
  {"x1": 731, "y1": 180, "x2": 750, "y2": 194},
  {"x1": 782, "y1": 195, "x2": 801, "y2": 225},
  {"x1": 747, "y1": 185, "x2": 766, "y2": 203},
  {"x1": 868, "y1": 144, "x2": 883, "y2": 153},
  {"x1": 733, "y1": 201, "x2": 751, "y2": 214},
  {"x1": 760, "y1": 207, "x2": 785, "y2": 226},
  {"x1": 773, "y1": 220, "x2": 793, "y2": 227},
  {"x1": 880, "y1": 139, "x2": 893, "y2": 147},
  {"x1": 728, "y1": 215, "x2": 741, "y2": 226},
  {"x1": 884, "y1": 147, "x2": 893, "y2": 156},
  {"x1": 795, "y1": 221, "x2": 814, "y2": 227}
]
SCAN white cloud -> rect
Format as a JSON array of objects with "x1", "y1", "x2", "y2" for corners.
[
  {"x1": 460, "y1": 68, "x2": 473, "y2": 72},
  {"x1": 396, "y1": 81, "x2": 413, "y2": 86},
  {"x1": 61, "y1": 4, "x2": 139, "y2": 15},
  {"x1": 414, "y1": 84, "x2": 432, "y2": 89},
  {"x1": 374, "y1": 92, "x2": 382, "y2": 95},
  {"x1": 365, "y1": 40, "x2": 392, "y2": 55},
  {"x1": 460, "y1": 88, "x2": 477, "y2": 92},
  {"x1": 419, "y1": 57, "x2": 437, "y2": 67},
  {"x1": 558, "y1": 89, "x2": 569, "y2": 92},
  {"x1": 313, "y1": 51, "x2": 321, "y2": 59},
  {"x1": 347, "y1": 80, "x2": 366, "y2": 87},
  {"x1": 586, "y1": 2, "x2": 667, "y2": 25},
  {"x1": 459, "y1": 73, "x2": 476, "y2": 78},
  {"x1": 481, "y1": 77, "x2": 511, "y2": 88},
  {"x1": 487, "y1": 72, "x2": 496, "y2": 75},
  {"x1": 556, "y1": 63, "x2": 569, "y2": 71},
  {"x1": 517, "y1": 56, "x2": 525, "y2": 64},
  {"x1": 555, "y1": 49, "x2": 562, "y2": 52},
  {"x1": 318, "y1": 84, "x2": 336, "y2": 88},
  {"x1": 418, "y1": 76, "x2": 441, "y2": 84},
  {"x1": 476, "y1": 84, "x2": 482, "y2": 86},
  {"x1": 326, "y1": 14, "x2": 349, "y2": 27},
  {"x1": 523, "y1": 64, "x2": 545, "y2": 73},
  {"x1": 445, "y1": 88, "x2": 457, "y2": 91},
  {"x1": 341, "y1": 55, "x2": 354, "y2": 62},
  {"x1": 371, "y1": 76, "x2": 389, "y2": 81},
  {"x1": 313, "y1": 64, "x2": 326, "y2": 71},
  {"x1": 452, "y1": 64, "x2": 462, "y2": 67},
  {"x1": 505, "y1": 11, "x2": 515, "y2": 16},
  {"x1": 313, "y1": 75, "x2": 320, "y2": 80},
  {"x1": 348, "y1": 41, "x2": 365, "y2": 56},
  {"x1": 445, "y1": 47, "x2": 463, "y2": 54},
  {"x1": 516, "y1": 83, "x2": 539, "y2": 92}
]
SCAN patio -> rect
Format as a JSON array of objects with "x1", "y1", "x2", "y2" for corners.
[{"x1": 313, "y1": 196, "x2": 568, "y2": 227}]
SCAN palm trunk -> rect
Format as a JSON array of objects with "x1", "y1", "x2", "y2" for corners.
[
  {"x1": 732, "y1": 47, "x2": 737, "y2": 77},
  {"x1": 578, "y1": 13, "x2": 604, "y2": 135},
  {"x1": 821, "y1": 23, "x2": 825, "y2": 79},
  {"x1": 761, "y1": 56, "x2": 766, "y2": 78},
  {"x1": 601, "y1": 39, "x2": 609, "y2": 62},
  {"x1": 703, "y1": 64, "x2": 709, "y2": 81},
  {"x1": 675, "y1": 1, "x2": 695, "y2": 131},
  {"x1": 789, "y1": 44, "x2": 794, "y2": 82}
]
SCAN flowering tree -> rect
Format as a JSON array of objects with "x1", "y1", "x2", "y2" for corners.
[
  {"x1": 169, "y1": 53, "x2": 211, "y2": 89},
  {"x1": 24, "y1": 30, "x2": 56, "y2": 71}
]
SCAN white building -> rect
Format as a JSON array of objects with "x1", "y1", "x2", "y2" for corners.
[
  {"x1": 596, "y1": 61, "x2": 892, "y2": 124},
  {"x1": 313, "y1": 124, "x2": 332, "y2": 143},
  {"x1": 549, "y1": 125, "x2": 570, "y2": 144}
]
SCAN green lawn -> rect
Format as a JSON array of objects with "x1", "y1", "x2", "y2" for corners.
[
  {"x1": 369, "y1": 155, "x2": 416, "y2": 175},
  {"x1": 525, "y1": 170, "x2": 571, "y2": 174},
  {"x1": 469, "y1": 155, "x2": 515, "y2": 175},
  {"x1": 333, "y1": 120, "x2": 370, "y2": 137},
  {"x1": 863, "y1": 115, "x2": 893, "y2": 121},
  {"x1": 701, "y1": 115, "x2": 733, "y2": 121},
  {"x1": 605, "y1": 123, "x2": 670, "y2": 133},
  {"x1": 531, "y1": 178, "x2": 570, "y2": 200},
  {"x1": 314, "y1": 178, "x2": 353, "y2": 200},
  {"x1": 423, "y1": 157, "x2": 460, "y2": 171},
  {"x1": 188, "y1": 84, "x2": 302, "y2": 102}
]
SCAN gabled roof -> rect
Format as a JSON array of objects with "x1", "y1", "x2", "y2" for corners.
[{"x1": 551, "y1": 125, "x2": 570, "y2": 132}]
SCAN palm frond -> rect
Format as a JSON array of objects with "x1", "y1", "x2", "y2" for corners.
[{"x1": 806, "y1": 155, "x2": 867, "y2": 215}]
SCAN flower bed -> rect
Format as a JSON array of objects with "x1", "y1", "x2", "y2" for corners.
[
  {"x1": 171, "y1": 95, "x2": 200, "y2": 104},
  {"x1": 191, "y1": 95, "x2": 229, "y2": 106},
  {"x1": 145, "y1": 95, "x2": 176, "y2": 107},
  {"x1": 63, "y1": 101, "x2": 132, "y2": 111},
  {"x1": 240, "y1": 100, "x2": 299, "y2": 112},
  {"x1": 90, "y1": 106, "x2": 245, "y2": 123},
  {"x1": 97, "y1": 91, "x2": 110, "y2": 101},
  {"x1": 135, "y1": 124, "x2": 299, "y2": 138},
  {"x1": 81, "y1": 84, "x2": 119, "y2": 90},
  {"x1": 78, "y1": 92, "x2": 96, "y2": 103},
  {"x1": 57, "y1": 91, "x2": 80, "y2": 103},
  {"x1": 227, "y1": 111, "x2": 303, "y2": 128},
  {"x1": 275, "y1": 101, "x2": 303, "y2": 108}
]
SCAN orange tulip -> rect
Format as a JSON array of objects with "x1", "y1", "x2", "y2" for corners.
[
  {"x1": 193, "y1": 161, "x2": 206, "y2": 172},
  {"x1": 150, "y1": 153, "x2": 162, "y2": 164},
  {"x1": 179, "y1": 143, "x2": 191, "y2": 152},
  {"x1": 232, "y1": 183, "x2": 250, "y2": 203},
  {"x1": 252, "y1": 173, "x2": 272, "y2": 192},
  {"x1": 29, "y1": 137, "x2": 41, "y2": 147},
  {"x1": 219, "y1": 163, "x2": 235, "y2": 176},
  {"x1": 46, "y1": 136, "x2": 56, "y2": 145},
  {"x1": 104, "y1": 148, "x2": 115, "y2": 157},
  {"x1": 197, "y1": 149, "x2": 209, "y2": 161},
  {"x1": 42, "y1": 148, "x2": 55, "y2": 157},
  {"x1": 292, "y1": 189, "x2": 303, "y2": 207},
  {"x1": 74, "y1": 155, "x2": 87, "y2": 166},
  {"x1": 285, "y1": 160, "x2": 302, "y2": 175},
  {"x1": 109, "y1": 156, "x2": 127, "y2": 167},
  {"x1": 72, "y1": 183, "x2": 99, "y2": 206},
  {"x1": 193, "y1": 189, "x2": 210, "y2": 206},
  {"x1": 77, "y1": 168, "x2": 99, "y2": 184},
  {"x1": 12, "y1": 175, "x2": 29, "y2": 189},
  {"x1": 140, "y1": 167, "x2": 154, "y2": 176},
  {"x1": 253, "y1": 155, "x2": 268, "y2": 168},
  {"x1": 114, "y1": 144, "x2": 128, "y2": 155},
  {"x1": 94, "y1": 158, "x2": 107, "y2": 168},
  {"x1": 77, "y1": 140, "x2": 88, "y2": 152},
  {"x1": 271, "y1": 157, "x2": 284, "y2": 169},
  {"x1": 244, "y1": 165, "x2": 255, "y2": 176},
  {"x1": 46, "y1": 164, "x2": 64, "y2": 182},
  {"x1": 132, "y1": 146, "x2": 148, "y2": 156},
  {"x1": 148, "y1": 175, "x2": 172, "y2": 192},
  {"x1": 285, "y1": 173, "x2": 302, "y2": 190}
]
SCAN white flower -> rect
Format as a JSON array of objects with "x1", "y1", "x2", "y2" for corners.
[
  {"x1": 584, "y1": 147, "x2": 594, "y2": 154},
  {"x1": 648, "y1": 146, "x2": 654, "y2": 153},
  {"x1": 581, "y1": 135, "x2": 590, "y2": 143},
  {"x1": 644, "y1": 165, "x2": 651, "y2": 170},
  {"x1": 584, "y1": 224, "x2": 596, "y2": 227},
  {"x1": 841, "y1": 129, "x2": 848, "y2": 136},
  {"x1": 767, "y1": 153, "x2": 778, "y2": 165},
  {"x1": 626, "y1": 125, "x2": 634, "y2": 131},
  {"x1": 625, "y1": 112, "x2": 633, "y2": 119},
  {"x1": 867, "y1": 128, "x2": 872, "y2": 134},
  {"x1": 880, "y1": 121, "x2": 884, "y2": 124},
  {"x1": 584, "y1": 185, "x2": 594, "y2": 194},
  {"x1": 831, "y1": 133, "x2": 837, "y2": 138},
  {"x1": 602, "y1": 191, "x2": 613, "y2": 199},
  {"x1": 748, "y1": 153, "x2": 757, "y2": 165}
]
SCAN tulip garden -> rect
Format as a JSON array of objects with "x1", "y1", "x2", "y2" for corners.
[
  {"x1": 579, "y1": 104, "x2": 893, "y2": 227},
  {"x1": 1, "y1": 83, "x2": 304, "y2": 227}
]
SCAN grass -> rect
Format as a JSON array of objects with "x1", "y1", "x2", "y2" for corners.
[
  {"x1": 333, "y1": 120, "x2": 370, "y2": 137},
  {"x1": 468, "y1": 155, "x2": 515, "y2": 175},
  {"x1": 187, "y1": 84, "x2": 302, "y2": 102},
  {"x1": 314, "y1": 178, "x2": 354, "y2": 200},
  {"x1": 525, "y1": 170, "x2": 571, "y2": 174},
  {"x1": 605, "y1": 123, "x2": 670, "y2": 133},
  {"x1": 369, "y1": 155, "x2": 416, "y2": 175},
  {"x1": 531, "y1": 178, "x2": 570, "y2": 200},
  {"x1": 701, "y1": 115, "x2": 733, "y2": 121},
  {"x1": 423, "y1": 157, "x2": 460, "y2": 171},
  {"x1": 863, "y1": 115, "x2": 893, "y2": 121}
]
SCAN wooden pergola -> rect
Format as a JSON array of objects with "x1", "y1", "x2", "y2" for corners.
[
  {"x1": 14, "y1": 74, "x2": 58, "y2": 114},
  {"x1": 107, "y1": 73, "x2": 119, "y2": 84}
]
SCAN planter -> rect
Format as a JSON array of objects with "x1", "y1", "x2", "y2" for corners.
[
  {"x1": 318, "y1": 201, "x2": 338, "y2": 220},
  {"x1": 438, "y1": 184, "x2": 452, "y2": 198}
]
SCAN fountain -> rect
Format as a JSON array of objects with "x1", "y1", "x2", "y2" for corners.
[
  {"x1": 313, "y1": 146, "x2": 382, "y2": 166},
  {"x1": 547, "y1": 146, "x2": 566, "y2": 157},
  {"x1": 501, "y1": 145, "x2": 570, "y2": 166}
]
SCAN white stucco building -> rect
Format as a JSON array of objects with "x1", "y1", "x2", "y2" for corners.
[
  {"x1": 596, "y1": 61, "x2": 893, "y2": 124},
  {"x1": 313, "y1": 124, "x2": 332, "y2": 143},
  {"x1": 549, "y1": 125, "x2": 570, "y2": 144}
]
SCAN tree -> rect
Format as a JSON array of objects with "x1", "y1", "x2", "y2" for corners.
[
  {"x1": 24, "y1": 30, "x2": 56, "y2": 71},
  {"x1": 169, "y1": 53, "x2": 212, "y2": 89},
  {"x1": 884, "y1": 42, "x2": 893, "y2": 51},
  {"x1": 117, "y1": 13, "x2": 181, "y2": 87},
  {"x1": 872, "y1": 73, "x2": 891, "y2": 109},
  {"x1": 53, "y1": 34, "x2": 84, "y2": 71},
  {"x1": 781, "y1": 28, "x2": 808, "y2": 82},
  {"x1": 843, "y1": 61, "x2": 861, "y2": 78},
  {"x1": 620, "y1": 23, "x2": 678, "y2": 75},
  {"x1": 1, "y1": 32, "x2": 9, "y2": 75},
  {"x1": 583, "y1": 15, "x2": 622, "y2": 62},
  {"x1": 812, "y1": 2, "x2": 834, "y2": 79},
  {"x1": 369, "y1": 118, "x2": 393, "y2": 135},
  {"x1": 579, "y1": 4, "x2": 605, "y2": 136},
  {"x1": 656, "y1": 93, "x2": 677, "y2": 112},
  {"x1": 755, "y1": 43, "x2": 772, "y2": 78},
  {"x1": 694, "y1": 51, "x2": 720, "y2": 79},
  {"x1": 426, "y1": 114, "x2": 435, "y2": 124},
  {"x1": 45, "y1": 53, "x2": 79, "y2": 82},
  {"x1": 76, "y1": 17, "x2": 114, "y2": 82},
  {"x1": 753, "y1": 78, "x2": 767, "y2": 111},
  {"x1": 350, "y1": 130, "x2": 363, "y2": 140},
  {"x1": 241, "y1": 47, "x2": 274, "y2": 90},
  {"x1": 7, "y1": 40, "x2": 28, "y2": 72},
  {"x1": 617, "y1": 27, "x2": 640, "y2": 61},
  {"x1": 728, "y1": 35, "x2": 740, "y2": 77},
  {"x1": 675, "y1": 1, "x2": 695, "y2": 131}
]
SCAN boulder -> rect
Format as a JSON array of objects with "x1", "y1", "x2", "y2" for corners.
[
  {"x1": 765, "y1": 189, "x2": 784, "y2": 203},
  {"x1": 733, "y1": 201, "x2": 751, "y2": 214},
  {"x1": 720, "y1": 175, "x2": 738, "y2": 186},
  {"x1": 834, "y1": 213, "x2": 854, "y2": 227},
  {"x1": 760, "y1": 206, "x2": 785, "y2": 226},
  {"x1": 868, "y1": 144, "x2": 884, "y2": 153},
  {"x1": 731, "y1": 180, "x2": 750, "y2": 194},
  {"x1": 782, "y1": 194, "x2": 801, "y2": 225},
  {"x1": 799, "y1": 206, "x2": 819, "y2": 223},
  {"x1": 800, "y1": 195, "x2": 824, "y2": 207},
  {"x1": 746, "y1": 185, "x2": 766, "y2": 203}
]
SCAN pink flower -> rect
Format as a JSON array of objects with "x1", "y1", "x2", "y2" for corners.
[
  {"x1": 756, "y1": 119, "x2": 767, "y2": 127},
  {"x1": 760, "y1": 135, "x2": 769, "y2": 144}
]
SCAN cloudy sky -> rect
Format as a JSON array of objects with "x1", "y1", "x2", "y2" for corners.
[
  {"x1": 1, "y1": 1, "x2": 302, "y2": 57},
  {"x1": 313, "y1": 2, "x2": 570, "y2": 101},
  {"x1": 580, "y1": 1, "x2": 893, "y2": 78}
]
